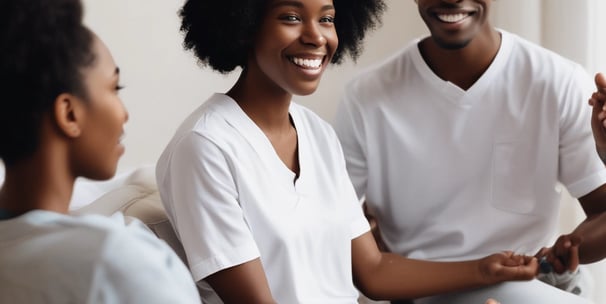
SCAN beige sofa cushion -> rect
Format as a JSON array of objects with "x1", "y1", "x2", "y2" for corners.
[{"x1": 70, "y1": 167, "x2": 187, "y2": 266}]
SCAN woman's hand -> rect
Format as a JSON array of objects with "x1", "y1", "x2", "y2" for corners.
[{"x1": 477, "y1": 251, "x2": 538, "y2": 284}]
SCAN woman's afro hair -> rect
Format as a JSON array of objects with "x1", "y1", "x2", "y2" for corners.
[{"x1": 179, "y1": 0, "x2": 386, "y2": 73}]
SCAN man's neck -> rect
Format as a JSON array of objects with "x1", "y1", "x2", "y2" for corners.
[{"x1": 418, "y1": 28, "x2": 501, "y2": 90}]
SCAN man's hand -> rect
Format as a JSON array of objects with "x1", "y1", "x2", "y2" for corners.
[
  {"x1": 535, "y1": 234, "x2": 581, "y2": 274},
  {"x1": 589, "y1": 73, "x2": 606, "y2": 163}
]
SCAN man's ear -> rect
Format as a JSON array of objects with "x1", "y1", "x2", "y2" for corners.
[{"x1": 53, "y1": 93, "x2": 84, "y2": 138}]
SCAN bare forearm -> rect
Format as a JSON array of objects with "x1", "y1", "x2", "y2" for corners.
[
  {"x1": 573, "y1": 213, "x2": 606, "y2": 263},
  {"x1": 206, "y1": 259, "x2": 277, "y2": 304},
  {"x1": 598, "y1": 147, "x2": 606, "y2": 166},
  {"x1": 354, "y1": 252, "x2": 485, "y2": 300},
  {"x1": 352, "y1": 232, "x2": 537, "y2": 301}
]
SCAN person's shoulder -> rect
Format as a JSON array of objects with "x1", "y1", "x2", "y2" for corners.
[
  {"x1": 18, "y1": 213, "x2": 157, "y2": 270},
  {"x1": 89, "y1": 215, "x2": 200, "y2": 303},
  {"x1": 350, "y1": 42, "x2": 416, "y2": 83},
  {"x1": 499, "y1": 29, "x2": 591, "y2": 91},
  {"x1": 97, "y1": 215, "x2": 168, "y2": 253},
  {"x1": 0, "y1": 211, "x2": 126, "y2": 262},
  {"x1": 159, "y1": 94, "x2": 237, "y2": 158},
  {"x1": 344, "y1": 39, "x2": 421, "y2": 102},
  {"x1": 67, "y1": 213, "x2": 149, "y2": 242},
  {"x1": 90, "y1": 213, "x2": 183, "y2": 274},
  {"x1": 503, "y1": 30, "x2": 581, "y2": 70},
  {"x1": 174, "y1": 93, "x2": 235, "y2": 137}
]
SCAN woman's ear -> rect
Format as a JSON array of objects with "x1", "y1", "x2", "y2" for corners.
[{"x1": 53, "y1": 93, "x2": 84, "y2": 138}]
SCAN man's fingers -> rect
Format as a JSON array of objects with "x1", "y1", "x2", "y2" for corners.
[
  {"x1": 595, "y1": 72, "x2": 606, "y2": 89},
  {"x1": 567, "y1": 244, "x2": 580, "y2": 272}
]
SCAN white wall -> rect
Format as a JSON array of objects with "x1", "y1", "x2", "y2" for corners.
[{"x1": 587, "y1": 0, "x2": 606, "y2": 75}]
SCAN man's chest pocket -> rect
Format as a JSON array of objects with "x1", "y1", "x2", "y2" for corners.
[{"x1": 490, "y1": 141, "x2": 559, "y2": 215}]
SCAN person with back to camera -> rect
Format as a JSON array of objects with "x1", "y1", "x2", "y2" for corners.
[
  {"x1": 333, "y1": 0, "x2": 606, "y2": 303},
  {"x1": 155, "y1": 0, "x2": 539, "y2": 303},
  {"x1": 0, "y1": 0, "x2": 200, "y2": 303}
]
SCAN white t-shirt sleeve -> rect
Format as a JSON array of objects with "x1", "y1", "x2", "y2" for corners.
[
  {"x1": 163, "y1": 132, "x2": 260, "y2": 281},
  {"x1": 329, "y1": 123, "x2": 371, "y2": 239},
  {"x1": 333, "y1": 90, "x2": 369, "y2": 201},
  {"x1": 341, "y1": 171, "x2": 371, "y2": 240},
  {"x1": 89, "y1": 220, "x2": 199, "y2": 304},
  {"x1": 558, "y1": 65, "x2": 606, "y2": 197}
]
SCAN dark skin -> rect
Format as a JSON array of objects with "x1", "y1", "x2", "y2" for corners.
[
  {"x1": 417, "y1": 18, "x2": 499, "y2": 91},
  {"x1": 590, "y1": 73, "x2": 606, "y2": 161},
  {"x1": 570, "y1": 73, "x2": 606, "y2": 268},
  {"x1": 228, "y1": 66, "x2": 300, "y2": 175},
  {"x1": 408, "y1": 0, "x2": 606, "y2": 275}
]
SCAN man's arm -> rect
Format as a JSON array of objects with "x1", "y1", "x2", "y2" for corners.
[
  {"x1": 575, "y1": 185, "x2": 606, "y2": 264},
  {"x1": 543, "y1": 73, "x2": 606, "y2": 271},
  {"x1": 589, "y1": 73, "x2": 606, "y2": 163},
  {"x1": 572, "y1": 73, "x2": 606, "y2": 264},
  {"x1": 540, "y1": 185, "x2": 606, "y2": 271}
]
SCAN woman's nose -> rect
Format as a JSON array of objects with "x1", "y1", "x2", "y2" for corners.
[{"x1": 300, "y1": 22, "x2": 326, "y2": 47}]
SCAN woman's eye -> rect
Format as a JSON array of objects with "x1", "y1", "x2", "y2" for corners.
[
  {"x1": 280, "y1": 14, "x2": 300, "y2": 22},
  {"x1": 320, "y1": 16, "x2": 335, "y2": 23}
]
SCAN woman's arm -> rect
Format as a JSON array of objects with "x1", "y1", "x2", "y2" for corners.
[
  {"x1": 351, "y1": 231, "x2": 538, "y2": 301},
  {"x1": 205, "y1": 258, "x2": 276, "y2": 304}
]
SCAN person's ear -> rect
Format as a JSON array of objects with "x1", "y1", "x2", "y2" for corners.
[{"x1": 53, "y1": 93, "x2": 84, "y2": 138}]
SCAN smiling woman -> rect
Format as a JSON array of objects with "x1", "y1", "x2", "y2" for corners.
[{"x1": 155, "y1": 0, "x2": 539, "y2": 303}]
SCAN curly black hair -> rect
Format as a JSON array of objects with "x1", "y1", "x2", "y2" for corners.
[
  {"x1": 0, "y1": 0, "x2": 95, "y2": 166},
  {"x1": 180, "y1": 0, "x2": 386, "y2": 73}
]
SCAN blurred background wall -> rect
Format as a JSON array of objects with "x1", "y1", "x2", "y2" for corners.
[{"x1": 81, "y1": 0, "x2": 606, "y2": 172}]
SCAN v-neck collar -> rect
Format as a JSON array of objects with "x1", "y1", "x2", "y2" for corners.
[
  {"x1": 211, "y1": 94, "x2": 306, "y2": 192},
  {"x1": 410, "y1": 29, "x2": 513, "y2": 107}
]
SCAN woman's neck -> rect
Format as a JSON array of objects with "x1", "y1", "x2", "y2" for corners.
[
  {"x1": 227, "y1": 69, "x2": 293, "y2": 133},
  {"x1": 0, "y1": 153, "x2": 75, "y2": 215},
  {"x1": 226, "y1": 68, "x2": 300, "y2": 176}
]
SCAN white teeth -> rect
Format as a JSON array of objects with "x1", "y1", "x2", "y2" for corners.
[
  {"x1": 291, "y1": 57, "x2": 322, "y2": 69},
  {"x1": 437, "y1": 13, "x2": 468, "y2": 23}
]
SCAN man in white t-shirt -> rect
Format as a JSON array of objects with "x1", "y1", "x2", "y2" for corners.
[{"x1": 334, "y1": 0, "x2": 606, "y2": 303}]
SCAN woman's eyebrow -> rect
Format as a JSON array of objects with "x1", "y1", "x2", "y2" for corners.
[{"x1": 270, "y1": 0, "x2": 335, "y2": 11}]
